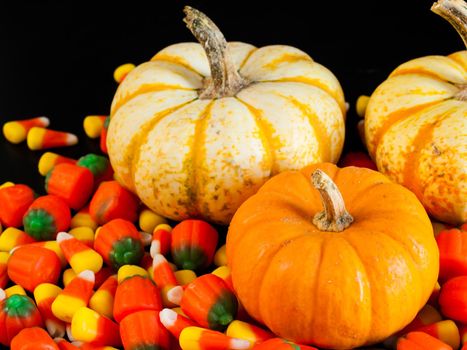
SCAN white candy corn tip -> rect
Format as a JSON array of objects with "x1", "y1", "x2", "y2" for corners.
[
  {"x1": 231, "y1": 338, "x2": 253, "y2": 350},
  {"x1": 153, "y1": 253, "x2": 167, "y2": 268},
  {"x1": 150, "y1": 241, "x2": 161, "y2": 258},
  {"x1": 78, "y1": 269, "x2": 95, "y2": 283},
  {"x1": 140, "y1": 231, "x2": 152, "y2": 246},
  {"x1": 167, "y1": 285, "x2": 183, "y2": 305},
  {"x1": 66, "y1": 133, "x2": 78, "y2": 146},
  {"x1": 56, "y1": 231, "x2": 73, "y2": 243},
  {"x1": 38, "y1": 116, "x2": 50, "y2": 127},
  {"x1": 46, "y1": 319, "x2": 66, "y2": 338},
  {"x1": 159, "y1": 308, "x2": 177, "y2": 327},
  {"x1": 66, "y1": 324, "x2": 75, "y2": 342},
  {"x1": 0, "y1": 289, "x2": 5, "y2": 301}
]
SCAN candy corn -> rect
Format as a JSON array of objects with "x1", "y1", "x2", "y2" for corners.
[
  {"x1": 150, "y1": 223, "x2": 172, "y2": 257},
  {"x1": 153, "y1": 253, "x2": 183, "y2": 306},
  {"x1": 38, "y1": 152, "x2": 76, "y2": 176},
  {"x1": 34, "y1": 283, "x2": 66, "y2": 338},
  {"x1": 4, "y1": 284, "x2": 26, "y2": 297},
  {"x1": 57, "y1": 232, "x2": 103, "y2": 274},
  {"x1": 397, "y1": 331, "x2": 452, "y2": 350},
  {"x1": 159, "y1": 308, "x2": 199, "y2": 339},
  {"x1": 0, "y1": 252, "x2": 9, "y2": 289},
  {"x1": 69, "y1": 226, "x2": 95, "y2": 248},
  {"x1": 355, "y1": 95, "x2": 370, "y2": 118},
  {"x1": 27, "y1": 126, "x2": 78, "y2": 150},
  {"x1": 140, "y1": 208, "x2": 168, "y2": 234},
  {"x1": 226, "y1": 320, "x2": 274, "y2": 346},
  {"x1": 117, "y1": 264, "x2": 148, "y2": 283},
  {"x1": 52, "y1": 270, "x2": 95, "y2": 323},
  {"x1": 113, "y1": 63, "x2": 135, "y2": 83},
  {"x1": 214, "y1": 244, "x2": 227, "y2": 267},
  {"x1": 70, "y1": 205, "x2": 98, "y2": 231},
  {"x1": 83, "y1": 115, "x2": 107, "y2": 139},
  {"x1": 71, "y1": 307, "x2": 121, "y2": 347},
  {"x1": 89, "y1": 274, "x2": 118, "y2": 319},
  {"x1": 413, "y1": 320, "x2": 460, "y2": 350},
  {"x1": 179, "y1": 326, "x2": 252, "y2": 350},
  {"x1": 45, "y1": 163, "x2": 94, "y2": 210},
  {"x1": 120, "y1": 310, "x2": 171, "y2": 350},
  {"x1": 175, "y1": 269, "x2": 197, "y2": 286},
  {"x1": 0, "y1": 227, "x2": 36, "y2": 252},
  {"x1": 3, "y1": 116, "x2": 49, "y2": 144},
  {"x1": 62, "y1": 268, "x2": 77, "y2": 287},
  {"x1": 0, "y1": 184, "x2": 35, "y2": 228}
]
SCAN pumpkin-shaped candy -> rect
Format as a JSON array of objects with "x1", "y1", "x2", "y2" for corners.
[
  {"x1": 227, "y1": 163, "x2": 439, "y2": 349},
  {"x1": 107, "y1": 6, "x2": 346, "y2": 224},
  {"x1": 362, "y1": 0, "x2": 467, "y2": 224}
]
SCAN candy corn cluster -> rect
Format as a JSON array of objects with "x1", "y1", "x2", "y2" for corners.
[{"x1": 2, "y1": 63, "x2": 467, "y2": 350}]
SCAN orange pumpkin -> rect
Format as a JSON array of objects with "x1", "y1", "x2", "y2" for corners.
[
  {"x1": 362, "y1": 0, "x2": 467, "y2": 224},
  {"x1": 226, "y1": 163, "x2": 439, "y2": 349}
]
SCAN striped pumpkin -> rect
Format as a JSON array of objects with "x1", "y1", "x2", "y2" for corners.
[
  {"x1": 107, "y1": 6, "x2": 346, "y2": 224},
  {"x1": 363, "y1": 0, "x2": 467, "y2": 225}
]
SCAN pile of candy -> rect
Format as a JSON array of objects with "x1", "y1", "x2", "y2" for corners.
[{"x1": 1, "y1": 63, "x2": 467, "y2": 350}]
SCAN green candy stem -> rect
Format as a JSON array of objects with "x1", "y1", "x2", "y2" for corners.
[
  {"x1": 207, "y1": 291, "x2": 238, "y2": 331},
  {"x1": 77, "y1": 153, "x2": 110, "y2": 177},
  {"x1": 109, "y1": 237, "x2": 144, "y2": 270},
  {"x1": 3, "y1": 295, "x2": 35, "y2": 318},
  {"x1": 23, "y1": 208, "x2": 56, "y2": 240},
  {"x1": 172, "y1": 245, "x2": 207, "y2": 271}
]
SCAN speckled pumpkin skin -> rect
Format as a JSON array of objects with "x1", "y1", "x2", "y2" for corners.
[
  {"x1": 107, "y1": 42, "x2": 346, "y2": 224},
  {"x1": 364, "y1": 51, "x2": 467, "y2": 225}
]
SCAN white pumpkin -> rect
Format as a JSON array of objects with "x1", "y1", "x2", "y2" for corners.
[{"x1": 107, "y1": 6, "x2": 346, "y2": 224}]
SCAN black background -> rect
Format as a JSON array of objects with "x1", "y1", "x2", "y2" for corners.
[{"x1": 0, "y1": 0, "x2": 463, "y2": 195}]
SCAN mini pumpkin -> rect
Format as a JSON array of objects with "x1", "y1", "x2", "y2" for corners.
[
  {"x1": 362, "y1": 0, "x2": 467, "y2": 224},
  {"x1": 107, "y1": 6, "x2": 346, "y2": 225},
  {"x1": 226, "y1": 163, "x2": 439, "y2": 349}
]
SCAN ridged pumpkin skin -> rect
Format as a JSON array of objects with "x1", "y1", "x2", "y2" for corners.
[
  {"x1": 363, "y1": 52, "x2": 467, "y2": 225},
  {"x1": 226, "y1": 163, "x2": 439, "y2": 349},
  {"x1": 107, "y1": 29, "x2": 346, "y2": 225}
]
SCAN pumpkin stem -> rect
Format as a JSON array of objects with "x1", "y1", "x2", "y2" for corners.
[
  {"x1": 183, "y1": 6, "x2": 249, "y2": 99},
  {"x1": 431, "y1": 0, "x2": 467, "y2": 47},
  {"x1": 311, "y1": 169, "x2": 353, "y2": 232}
]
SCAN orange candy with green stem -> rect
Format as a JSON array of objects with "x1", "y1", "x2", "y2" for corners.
[
  {"x1": 34, "y1": 283, "x2": 66, "y2": 338},
  {"x1": 120, "y1": 310, "x2": 171, "y2": 350},
  {"x1": 181, "y1": 273, "x2": 238, "y2": 331},
  {"x1": 71, "y1": 306, "x2": 121, "y2": 347},
  {"x1": 397, "y1": 331, "x2": 452, "y2": 350},
  {"x1": 0, "y1": 184, "x2": 35, "y2": 228},
  {"x1": 7, "y1": 245, "x2": 62, "y2": 292},
  {"x1": 436, "y1": 227, "x2": 467, "y2": 283},
  {"x1": 45, "y1": 163, "x2": 94, "y2": 211},
  {"x1": 76, "y1": 153, "x2": 114, "y2": 188},
  {"x1": 93, "y1": 218, "x2": 144, "y2": 270},
  {"x1": 51, "y1": 270, "x2": 95, "y2": 323},
  {"x1": 23, "y1": 195, "x2": 71, "y2": 241},
  {"x1": 10, "y1": 326, "x2": 59, "y2": 350},
  {"x1": 0, "y1": 293, "x2": 44, "y2": 346},
  {"x1": 113, "y1": 274, "x2": 163, "y2": 323},
  {"x1": 171, "y1": 219, "x2": 218, "y2": 272},
  {"x1": 89, "y1": 181, "x2": 139, "y2": 225},
  {"x1": 56, "y1": 232, "x2": 103, "y2": 274},
  {"x1": 439, "y1": 275, "x2": 467, "y2": 323}
]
